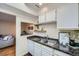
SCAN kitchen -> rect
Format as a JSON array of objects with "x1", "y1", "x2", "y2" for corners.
[
  {"x1": 0, "y1": 3, "x2": 79, "y2": 56},
  {"x1": 20, "y1": 3, "x2": 79, "y2": 56}
]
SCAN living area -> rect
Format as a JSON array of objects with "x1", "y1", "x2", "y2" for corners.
[{"x1": 0, "y1": 12, "x2": 16, "y2": 56}]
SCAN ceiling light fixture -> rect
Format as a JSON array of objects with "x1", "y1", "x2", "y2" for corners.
[{"x1": 39, "y1": 3, "x2": 42, "y2": 5}]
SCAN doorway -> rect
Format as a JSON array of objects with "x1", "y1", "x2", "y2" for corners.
[{"x1": 0, "y1": 12, "x2": 16, "y2": 56}]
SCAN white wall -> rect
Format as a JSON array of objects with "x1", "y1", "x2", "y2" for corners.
[
  {"x1": 0, "y1": 20, "x2": 16, "y2": 36},
  {"x1": 16, "y1": 16, "x2": 37, "y2": 56},
  {"x1": 39, "y1": 23, "x2": 59, "y2": 39}
]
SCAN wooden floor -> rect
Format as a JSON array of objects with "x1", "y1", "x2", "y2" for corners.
[{"x1": 0, "y1": 45, "x2": 15, "y2": 56}]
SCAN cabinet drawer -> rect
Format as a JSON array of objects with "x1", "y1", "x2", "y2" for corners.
[
  {"x1": 42, "y1": 51, "x2": 52, "y2": 56},
  {"x1": 41, "y1": 45, "x2": 53, "y2": 55},
  {"x1": 54, "y1": 50, "x2": 70, "y2": 56},
  {"x1": 34, "y1": 42, "x2": 42, "y2": 47},
  {"x1": 34, "y1": 46, "x2": 41, "y2": 52},
  {"x1": 42, "y1": 45, "x2": 53, "y2": 52},
  {"x1": 42, "y1": 50, "x2": 53, "y2": 56},
  {"x1": 42, "y1": 49, "x2": 53, "y2": 55},
  {"x1": 34, "y1": 52, "x2": 41, "y2": 56}
]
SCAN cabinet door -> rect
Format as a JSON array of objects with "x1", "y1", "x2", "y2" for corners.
[
  {"x1": 46, "y1": 9, "x2": 56, "y2": 22},
  {"x1": 42, "y1": 51, "x2": 51, "y2": 56},
  {"x1": 27, "y1": 40, "x2": 34, "y2": 55},
  {"x1": 41, "y1": 45, "x2": 53, "y2": 56},
  {"x1": 34, "y1": 42, "x2": 42, "y2": 56},
  {"x1": 54, "y1": 50, "x2": 70, "y2": 56},
  {"x1": 39, "y1": 14, "x2": 45, "y2": 23},
  {"x1": 57, "y1": 4, "x2": 78, "y2": 29}
]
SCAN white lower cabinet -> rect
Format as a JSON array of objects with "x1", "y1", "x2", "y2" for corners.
[
  {"x1": 27, "y1": 40, "x2": 53, "y2": 56},
  {"x1": 27, "y1": 40, "x2": 34, "y2": 55},
  {"x1": 41, "y1": 51, "x2": 51, "y2": 56},
  {"x1": 54, "y1": 50, "x2": 70, "y2": 56},
  {"x1": 27, "y1": 39, "x2": 70, "y2": 56},
  {"x1": 34, "y1": 42, "x2": 42, "y2": 56},
  {"x1": 41, "y1": 45, "x2": 53, "y2": 56}
]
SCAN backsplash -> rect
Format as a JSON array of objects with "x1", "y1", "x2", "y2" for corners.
[{"x1": 60, "y1": 30, "x2": 79, "y2": 43}]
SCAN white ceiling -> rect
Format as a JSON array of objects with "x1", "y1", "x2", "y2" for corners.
[
  {"x1": 25, "y1": 3, "x2": 69, "y2": 12},
  {"x1": 6, "y1": 3, "x2": 38, "y2": 16},
  {"x1": 0, "y1": 12, "x2": 16, "y2": 22},
  {"x1": 5, "y1": 3, "x2": 71, "y2": 16},
  {"x1": 25, "y1": 3, "x2": 40, "y2": 12}
]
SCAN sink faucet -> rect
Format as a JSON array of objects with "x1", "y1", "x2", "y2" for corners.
[
  {"x1": 46, "y1": 34, "x2": 49, "y2": 38},
  {"x1": 46, "y1": 35, "x2": 49, "y2": 41}
]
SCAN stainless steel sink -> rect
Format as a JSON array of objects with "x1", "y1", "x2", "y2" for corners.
[
  {"x1": 32, "y1": 38, "x2": 41, "y2": 41},
  {"x1": 40, "y1": 38, "x2": 48, "y2": 43},
  {"x1": 31, "y1": 37, "x2": 58, "y2": 47},
  {"x1": 47, "y1": 40, "x2": 58, "y2": 46},
  {"x1": 39, "y1": 38, "x2": 58, "y2": 46}
]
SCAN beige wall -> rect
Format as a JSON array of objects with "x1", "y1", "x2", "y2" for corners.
[
  {"x1": 39, "y1": 23, "x2": 59, "y2": 39},
  {"x1": 0, "y1": 20, "x2": 16, "y2": 36}
]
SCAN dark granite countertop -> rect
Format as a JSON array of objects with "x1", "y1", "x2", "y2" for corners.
[{"x1": 27, "y1": 35, "x2": 79, "y2": 56}]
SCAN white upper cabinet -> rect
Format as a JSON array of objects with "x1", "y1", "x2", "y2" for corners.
[
  {"x1": 57, "y1": 4, "x2": 78, "y2": 30},
  {"x1": 38, "y1": 9, "x2": 56, "y2": 24},
  {"x1": 46, "y1": 9, "x2": 56, "y2": 22},
  {"x1": 39, "y1": 14, "x2": 45, "y2": 23}
]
